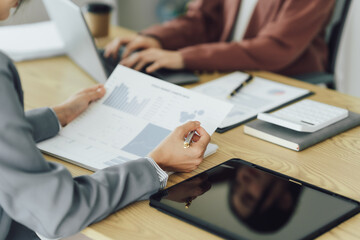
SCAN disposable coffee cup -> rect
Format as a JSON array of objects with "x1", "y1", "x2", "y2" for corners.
[{"x1": 84, "y1": 3, "x2": 112, "y2": 38}]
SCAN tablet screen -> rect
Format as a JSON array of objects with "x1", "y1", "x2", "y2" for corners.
[{"x1": 150, "y1": 159, "x2": 360, "y2": 240}]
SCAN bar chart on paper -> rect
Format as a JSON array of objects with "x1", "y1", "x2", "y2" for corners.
[
  {"x1": 103, "y1": 84, "x2": 150, "y2": 116},
  {"x1": 102, "y1": 67, "x2": 230, "y2": 132}
]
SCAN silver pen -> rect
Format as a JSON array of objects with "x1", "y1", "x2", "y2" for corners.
[{"x1": 184, "y1": 131, "x2": 195, "y2": 148}]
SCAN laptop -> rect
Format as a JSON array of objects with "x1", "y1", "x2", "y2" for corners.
[{"x1": 42, "y1": 0, "x2": 199, "y2": 85}]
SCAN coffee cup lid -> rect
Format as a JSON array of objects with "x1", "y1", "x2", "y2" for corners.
[{"x1": 85, "y1": 3, "x2": 112, "y2": 13}]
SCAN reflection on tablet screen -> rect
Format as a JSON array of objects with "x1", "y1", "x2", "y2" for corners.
[{"x1": 150, "y1": 159, "x2": 360, "y2": 240}]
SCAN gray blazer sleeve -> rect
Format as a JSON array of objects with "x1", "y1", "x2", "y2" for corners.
[
  {"x1": 25, "y1": 108, "x2": 60, "y2": 142},
  {"x1": 0, "y1": 52, "x2": 161, "y2": 239}
]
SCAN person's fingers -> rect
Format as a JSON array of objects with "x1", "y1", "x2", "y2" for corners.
[
  {"x1": 82, "y1": 84, "x2": 104, "y2": 93},
  {"x1": 115, "y1": 37, "x2": 134, "y2": 60},
  {"x1": 122, "y1": 41, "x2": 144, "y2": 59},
  {"x1": 191, "y1": 126, "x2": 211, "y2": 148},
  {"x1": 104, "y1": 39, "x2": 121, "y2": 59},
  {"x1": 134, "y1": 60, "x2": 149, "y2": 71},
  {"x1": 191, "y1": 133, "x2": 201, "y2": 142},
  {"x1": 189, "y1": 132, "x2": 209, "y2": 158},
  {"x1": 146, "y1": 61, "x2": 162, "y2": 73},
  {"x1": 147, "y1": 50, "x2": 184, "y2": 72},
  {"x1": 110, "y1": 47, "x2": 119, "y2": 60},
  {"x1": 96, "y1": 85, "x2": 106, "y2": 95},
  {"x1": 121, "y1": 52, "x2": 140, "y2": 68},
  {"x1": 129, "y1": 49, "x2": 161, "y2": 72},
  {"x1": 104, "y1": 38, "x2": 118, "y2": 54},
  {"x1": 103, "y1": 45, "x2": 114, "y2": 58},
  {"x1": 105, "y1": 36, "x2": 134, "y2": 59},
  {"x1": 85, "y1": 86, "x2": 106, "y2": 102},
  {"x1": 111, "y1": 39, "x2": 127, "y2": 60},
  {"x1": 133, "y1": 52, "x2": 153, "y2": 71},
  {"x1": 177, "y1": 121, "x2": 201, "y2": 138}
]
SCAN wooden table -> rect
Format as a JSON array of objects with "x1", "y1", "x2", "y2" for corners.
[{"x1": 15, "y1": 27, "x2": 360, "y2": 240}]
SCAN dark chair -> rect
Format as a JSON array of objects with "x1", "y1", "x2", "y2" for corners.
[{"x1": 293, "y1": 0, "x2": 352, "y2": 89}]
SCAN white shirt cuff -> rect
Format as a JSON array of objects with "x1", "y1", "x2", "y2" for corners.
[{"x1": 146, "y1": 157, "x2": 168, "y2": 189}]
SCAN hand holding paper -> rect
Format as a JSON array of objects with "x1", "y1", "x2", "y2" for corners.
[{"x1": 38, "y1": 66, "x2": 232, "y2": 171}]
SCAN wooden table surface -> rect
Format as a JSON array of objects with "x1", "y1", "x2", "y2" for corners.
[{"x1": 15, "y1": 27, "x2": 360, "y2": 240}]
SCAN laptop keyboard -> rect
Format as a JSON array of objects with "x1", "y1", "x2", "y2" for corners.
[
  {"x1": 97, "y1": 47, "x2": 199, "y2": 85},
  {"x1": 97, "y1": 49, "x2": 121, "y2": 77}
]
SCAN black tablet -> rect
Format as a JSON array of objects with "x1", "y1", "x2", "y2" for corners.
[{"x1": 150, "y1": 159, "x2": 360, "y2": 240}]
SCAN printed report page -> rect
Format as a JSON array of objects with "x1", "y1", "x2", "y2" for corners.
[{"x1": 38, "y1": 66, "x2": 232, "y2": 170}]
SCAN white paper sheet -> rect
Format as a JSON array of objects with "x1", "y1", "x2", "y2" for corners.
[
  {"x1": 192, "y1": 72, "x2": 311, "y2": 129},
  {"x1": 38, "y1": 66, "x2": 232, "y2": 171},
  {"x1": 0, "y1": 21, "x2": 65, "y2": 61}
]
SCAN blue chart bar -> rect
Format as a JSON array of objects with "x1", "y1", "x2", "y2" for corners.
[{"x1": 103, "y1": 84, "x2": 149, "y2": 116}]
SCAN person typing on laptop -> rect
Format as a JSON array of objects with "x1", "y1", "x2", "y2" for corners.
[
  {"x1": 104, "y1": 0, "x2": 334, "y2": 77},
  {"x1": 0, "y1": 1, "x2": 210, "y2": 239}
]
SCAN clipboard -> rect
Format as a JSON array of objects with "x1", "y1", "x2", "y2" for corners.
[
  {"x1": 216, "y1": 91, "x2": 313, "y2": 133},
  {"x1": 192, "y1": 72, "x2": 313, "y2": 133}
]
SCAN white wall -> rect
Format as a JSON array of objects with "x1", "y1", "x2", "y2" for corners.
[
  {"x1": 335, "y1": 0, "x2": 360, "y2": 98},
  {"x1": 117, "y1": 0, "x2": 160, "y2": 31}
]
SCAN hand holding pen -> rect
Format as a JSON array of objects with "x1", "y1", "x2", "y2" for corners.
[
  {"x1": 184, "y1": 131, "x2": 196, "y2": 148},
  {"x1": 149, "y1": 121, "x2": 211, "y2": 173},
  {"x1": 228, "y1": 74, "x2": 254, "y2": 98}
]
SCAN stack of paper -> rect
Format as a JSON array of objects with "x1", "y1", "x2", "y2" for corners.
[{"x1": 0, "y1": 21, "x2": 65, "y2": 61}]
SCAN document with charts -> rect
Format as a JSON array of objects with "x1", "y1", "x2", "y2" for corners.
[
  {"x1": 37, "y1": 66, "x2": 232, "y2": 171},
  {"x1": 192, "y1": 72, "x2": 311, "y2": 132}
]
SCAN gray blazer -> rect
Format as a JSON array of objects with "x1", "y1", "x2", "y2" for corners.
[{"x1": 0, "y1": 52, "x2": 160, "y2": 239}]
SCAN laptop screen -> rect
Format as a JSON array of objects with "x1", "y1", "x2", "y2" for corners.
[{"x1": 42, "y1": 0, "x2": 107, "y2": 83}]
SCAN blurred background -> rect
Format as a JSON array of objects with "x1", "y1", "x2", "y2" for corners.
[
  {"x1": 0, "y1": 0, "x2": 190, "y2": 31},
  {"x1": 0, "y1": 0, "x2": 359, "y2": 97},
  {"x1": 118, "y1": 0, "x2": 189, "y2": 31}
]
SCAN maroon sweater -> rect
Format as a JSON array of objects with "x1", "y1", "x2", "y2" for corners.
[{"x1": 143, "y1": 0, "x2": 335, "y2": 76}]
